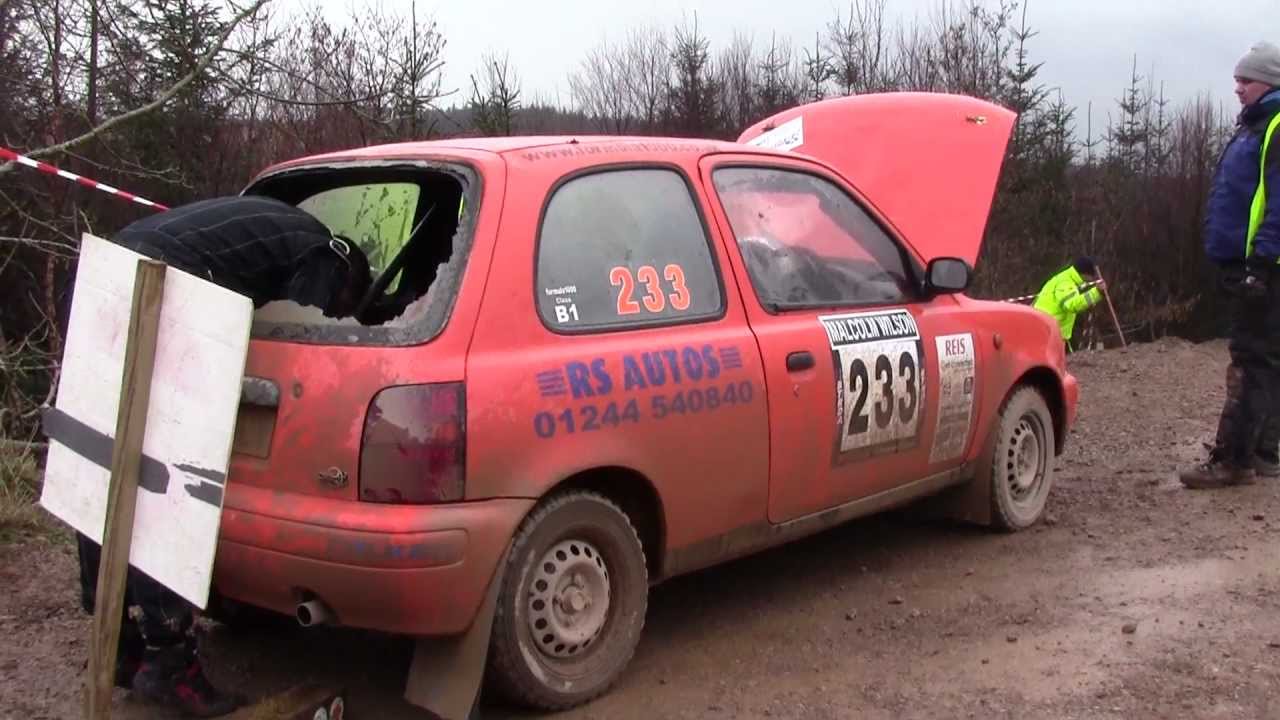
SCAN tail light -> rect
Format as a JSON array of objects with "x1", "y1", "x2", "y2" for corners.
[{"x1": 359, "y1": 383, "x2": 466, "y2": 504}]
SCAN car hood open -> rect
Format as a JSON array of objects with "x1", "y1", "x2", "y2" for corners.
[{"x1": 738, "y1": 92, "x2": 1016, "y2": 267}]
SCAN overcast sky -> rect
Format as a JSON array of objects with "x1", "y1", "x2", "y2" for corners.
[{"x1": 312, "y1": 0, "x2": 1274, "y2": 131}]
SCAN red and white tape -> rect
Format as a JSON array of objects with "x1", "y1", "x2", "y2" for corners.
[{"x1": 0, "y1": 147, "x2": 169, "y2": 211}]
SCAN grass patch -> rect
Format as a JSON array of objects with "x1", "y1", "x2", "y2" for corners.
[{"x1": 0, "y1": 443, "x2": 62, "y2": 544}]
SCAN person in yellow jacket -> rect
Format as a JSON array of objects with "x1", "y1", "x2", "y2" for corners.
[{"x1": 1031, "y1": 257, "x2": 1104, "y2": 351}]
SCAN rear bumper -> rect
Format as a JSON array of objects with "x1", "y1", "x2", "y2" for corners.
[{"x1": 213, "y1": 484, "x2": 533, "y2": 637}]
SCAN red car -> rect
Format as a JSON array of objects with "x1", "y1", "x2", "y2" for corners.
[{"x1": 213, "y1": 92, "x2": 1077, "y2": 711}]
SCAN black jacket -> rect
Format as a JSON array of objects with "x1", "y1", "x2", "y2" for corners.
[{"x1": 113, "y1": 196, "x2": 347, "y2": 309}]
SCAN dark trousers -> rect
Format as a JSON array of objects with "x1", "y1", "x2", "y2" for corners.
[
  {"x1": 77, "y1": 532, "x2": 195, "y2": 656},
  {"x1": 1211, "y1": 264, "x2": 1280, "y2": 467}
]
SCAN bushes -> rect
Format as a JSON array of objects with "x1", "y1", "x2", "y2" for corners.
[
  {"x1": 0, "y1": 0, "x2": 1238, "y2": 449},
  {"x1": 0, "y1": 443, "x2": 50, "y2": 542}
]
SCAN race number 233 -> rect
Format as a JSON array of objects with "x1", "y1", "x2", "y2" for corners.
[
  {"x1": 610, "y1": 264, "x2": 691, "y2": 316},
  {"x1": 820, "y1": 309, "x2": 925, "y2": 454}
]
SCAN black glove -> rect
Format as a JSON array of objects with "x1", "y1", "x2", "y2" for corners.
[{"x1": 1240, "y1": 257, "x2": 1275, "y2": 299}]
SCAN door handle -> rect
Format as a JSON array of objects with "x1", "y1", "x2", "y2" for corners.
[{"x1": 786, "y1": 351, "x2": 815, "y2": 372}]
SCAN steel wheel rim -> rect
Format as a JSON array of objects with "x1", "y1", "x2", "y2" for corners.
[
  {"x1": 526, "y1": 538, "x2": 611, "y2": 660},
  {"x1": 1007, "y1": 413, "x2": 1046, "y2": 504}
]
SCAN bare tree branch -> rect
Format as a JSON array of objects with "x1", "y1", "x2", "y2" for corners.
[
  {"x1": 0, "y1": 190, "x2": 79, "y2": 245},
  {"x1": 221, "y1": 46, "x2": 376, "y2": 102},
  {"x1": 66, "y1": 147, "x2": 184, "y2": 184},
  {"x1": 0, "y1": 440, "x2": 48, "y2": 452},
  {"x1": 0, "y1": 0, "x2": 272, "y2": 174},
  {"x1": 0, "y1": 237, "x2": 79, "y2": 258},
  {"x1": 0, "y1": 242, "x2": 20, "y2": 278},
  {"x1": 218, "y1": 70, "x2": 394, "y2": 107}
]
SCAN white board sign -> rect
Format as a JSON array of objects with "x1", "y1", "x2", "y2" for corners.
[{"x1": 41, "y1": 233, "x2": 253, "y2": 608}]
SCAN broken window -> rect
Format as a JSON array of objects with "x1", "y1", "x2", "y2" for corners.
[
  {"x1": 244, "y1": 162, "x2": 475, "y2": 345},
  {"x1": 299, "y1": 182, "x2": 421, "y2": 295}
]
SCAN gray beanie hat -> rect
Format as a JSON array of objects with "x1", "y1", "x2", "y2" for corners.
[{"x1": 1235, "y1": 41, "x2": 1280, "y2": 87}]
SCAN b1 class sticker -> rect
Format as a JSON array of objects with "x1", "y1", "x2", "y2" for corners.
[
  {"x1": 820, "y1": 309, "x2": 924, "y2": 457},
  {"x1": 930, "y1": 333, "x2": 976, "y2": 463},
  {"x1": 544, "y1": 285, "x2": 581, "y2": 324}
]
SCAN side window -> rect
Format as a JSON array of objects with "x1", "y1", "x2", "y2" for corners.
[
  {"x1": 536, "y1": 168, "x2": 723, "y2": 331},
  {"x1": 712, "y1": 167, "x2": 912, "y2": 310}
]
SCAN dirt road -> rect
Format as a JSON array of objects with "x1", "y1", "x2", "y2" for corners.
[{"x1": 3, "y1": 338, "x2": 1279, "y2": 720}]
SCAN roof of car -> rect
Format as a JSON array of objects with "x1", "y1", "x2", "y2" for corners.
[{"x1": 270, "y1": 135, "x2": 764, "y2": 166}]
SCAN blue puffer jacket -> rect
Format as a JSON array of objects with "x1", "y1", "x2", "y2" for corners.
[{"x1": 1204, "y1": 89, "x2": 1280, "y2": 263}]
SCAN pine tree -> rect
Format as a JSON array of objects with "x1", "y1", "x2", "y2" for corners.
[{"x1": 665, "y1": 15, "x2": 723, "y2": 137}]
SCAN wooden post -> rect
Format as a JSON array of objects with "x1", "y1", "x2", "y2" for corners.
[
  {"x1": 86, "y1": 259, "x2": 166, "y2": 720},
  {"x1": 1094, "y1": 264, "x2": 1127, "y2": 348}
]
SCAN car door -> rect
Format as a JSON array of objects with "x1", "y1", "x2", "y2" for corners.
[
  {"x1": 464, "y1": 158, "x2": 773, "y2": 562},
  {"x1": 701, "y1": 155, "x2": 972, "y2": 523}
]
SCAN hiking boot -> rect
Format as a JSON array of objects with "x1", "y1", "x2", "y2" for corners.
[
  {"x1": 1178, "y1": 461, "x2": 1256, "y2": 489},
  {"x1": 107, "y1": 623, "x2": 145, "y2": 689},
  {"x1": 114, "y1": 652, "x2": 142, "y2": 689},
  {"x1": 1252, "y1": 454, "x2": 1280, "y2": 478},
  {"x1": 83, "y1": 650, "x2": 141, "y2": 689},
  {"x1": 132, "y1": 645, "x2": 243, "y2": 718}
]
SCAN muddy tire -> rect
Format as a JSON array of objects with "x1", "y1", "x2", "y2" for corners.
[
  {"x1": 989, "y1": 386, "x2": 1056, "y2": 531},
  {"x1": 486, "y1": 491, "x2": 648, "y2": 710}
]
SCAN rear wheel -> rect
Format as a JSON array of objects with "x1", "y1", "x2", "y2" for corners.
[
  {"x1": 486, "y1": 491, "x2": 648, "y2": 710},
  {"x1": 989, "y1": 386, "x2": 1056, "y2": 531}
]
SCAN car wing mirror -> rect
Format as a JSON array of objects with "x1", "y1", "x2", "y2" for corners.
[{"x1": 924, "y1": 257, "x2": 972, "y2": 295}]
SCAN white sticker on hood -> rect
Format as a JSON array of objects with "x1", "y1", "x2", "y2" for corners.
[{"x1": 746, "y1": 116, "x2": 804, "y2": 151}]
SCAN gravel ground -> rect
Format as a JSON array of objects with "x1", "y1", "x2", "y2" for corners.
[{"x1": 3, "y1": 338, "x2": 1278, "y2": 720}]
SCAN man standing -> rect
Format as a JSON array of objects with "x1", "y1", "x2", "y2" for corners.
[
  {"x1": 1180, "y1": 41, "x2": 1280, "y2": 489},
  {"x1": 1031, "y1": 256, "x2": 1104, "y2": 352},
  {"x1": 75, "y1": 195, "x2": 373, "y2": 716}
]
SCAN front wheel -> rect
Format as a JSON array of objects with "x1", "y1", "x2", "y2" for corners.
[
  {"x1": 989, "y1": 386, "x2": 1056, "y2": 531},
  {"x1": 486, "y1": 491, "x2": 648, "y2": 710}
]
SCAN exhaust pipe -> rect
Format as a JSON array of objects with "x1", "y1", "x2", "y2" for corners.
[{"x1": 296, "y1": 599, "x2": 332, "y2": 627}]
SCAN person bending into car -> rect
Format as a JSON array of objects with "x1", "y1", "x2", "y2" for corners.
[
  {"x1": 112, "y1": 194, "x2": 374, "y2": 316},
  {"x1": 75, "y1": 194, "x2": 373, "y2": 717}
]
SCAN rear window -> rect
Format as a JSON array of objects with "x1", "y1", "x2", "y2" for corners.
[
  {"x1": 246, "y1": 163, "x2": 475, "y2": 345},
  {"x1": 535, "y1": 168, "x2": 722, "y2": 332}
]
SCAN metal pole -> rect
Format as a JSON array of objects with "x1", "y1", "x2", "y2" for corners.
[{"x1": 1094, "y1": 264, "x2": 1127, "y2": 348}]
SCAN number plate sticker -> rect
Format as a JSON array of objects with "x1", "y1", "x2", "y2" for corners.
[{"x1": 820, "y1": 309, "x2": 925, "y2": 458}]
